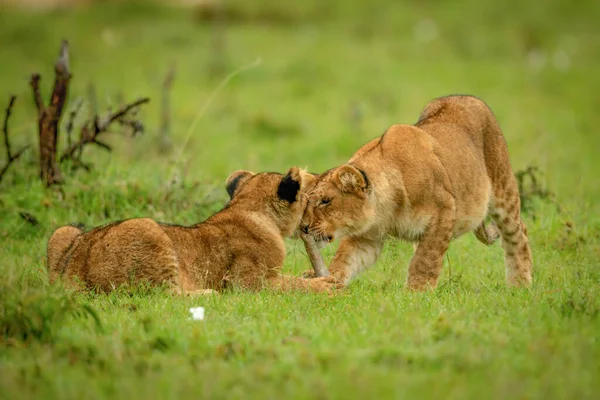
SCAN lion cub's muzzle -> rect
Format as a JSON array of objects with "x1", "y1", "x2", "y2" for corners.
[{"x1": 300, "y1": 223, "x2": 332, "y2": 245}]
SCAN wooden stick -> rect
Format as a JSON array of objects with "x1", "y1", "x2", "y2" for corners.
[{"x1": 300, "y1": 232, "x2": 330, "y2": 277}]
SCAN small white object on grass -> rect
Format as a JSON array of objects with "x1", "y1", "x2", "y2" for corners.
[{"x1": 189, "y1": 307, "x2": 205, "y2": 321}]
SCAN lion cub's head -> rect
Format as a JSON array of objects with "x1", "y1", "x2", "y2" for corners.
[
  {"x1": 225, "y1": 166, "x2": 315, "y2": 238},
  {"x1": 300, "y1": 164, "x2": 375, "y2": 245}
]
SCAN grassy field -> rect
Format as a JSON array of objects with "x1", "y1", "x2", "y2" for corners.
[{"x1": 1, "y1": 0, "x2": 599, "y2": 398}]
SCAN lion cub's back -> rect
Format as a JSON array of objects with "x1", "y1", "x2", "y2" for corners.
[
  {"x1": 417, "y1": 95, "x2": 497, "y2": 236},
  {"x1": 57, "y1": 218, "x2": 180, "y2": 291}
]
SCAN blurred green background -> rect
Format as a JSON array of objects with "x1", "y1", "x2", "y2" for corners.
[
  {"x1": 1, "y1": 0, "x2": 599, "y2": 192},
  {"x1": 0, "y1": 1, "x2": 599, "y2": 399}
]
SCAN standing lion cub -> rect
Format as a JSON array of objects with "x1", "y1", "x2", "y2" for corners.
[
  {"x1": 47, "y1": 167, "x2": 339, "y2": 294},
  {"x1": 300, "y1": 95, "x2": 533, "y2": 290}
]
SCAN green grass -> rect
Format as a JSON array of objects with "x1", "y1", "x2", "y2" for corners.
[{"x1": 1, "y1": 0, "x2": 599, "y2": 398}]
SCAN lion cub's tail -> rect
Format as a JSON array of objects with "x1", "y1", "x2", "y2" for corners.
[{"x1": 474, "y1": 221, "x2": 500, "y2": 246}]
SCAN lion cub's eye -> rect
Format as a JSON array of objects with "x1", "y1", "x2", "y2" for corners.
[{"x1": 320, "y1": 198, "x2": 331, "y2": 206}]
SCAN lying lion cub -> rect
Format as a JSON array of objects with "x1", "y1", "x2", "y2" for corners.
[
  {"x1": 47, "y1": 167, "x2": 339, "y2": 294},
  {"x1": 300, "y1": 95, "x2": 533, "y2": 290}
]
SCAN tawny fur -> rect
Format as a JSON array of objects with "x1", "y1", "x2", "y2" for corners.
[
  {"x1": 47, "y1": 167, "x2": 340, "y2": 295},
  {"x1": 301, "y1": 95, "x2": 533, "y2": 290}
]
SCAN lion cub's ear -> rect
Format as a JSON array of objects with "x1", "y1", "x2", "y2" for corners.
[
  {"x1": 333, "y1": 164, "x2": 368, "y2": 194},
  {"x1": 225, "y1": 170, "x2": 254, "y2": 199},
  {"x1": 278, "y1": 166, "x2": 314, "y2": 203}
]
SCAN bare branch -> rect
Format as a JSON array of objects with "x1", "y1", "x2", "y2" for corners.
[
  {"x1": 65, "y1": 98, "x2": 83, "y2": 150},
  {"x1": 48, "y1": 39, "x2": 71, "y2": 112},
  {"x1": 102, "y1": 97, "x2": 149, "y2": 129},
  {"x1": 0, "y1": 96, "x2": 30, "y2": 184},
  {"x1": 3, "y1": 95, "x2": 16, "y2": 159},
  {"x1": 115, "y1": 91, "x2": 126, "y2": 135},
  {"x1": 92, "y1": 140, "x2": 111, "y2": 151},
  {"x1": 11, "y1": 146, "x2": 30, "y2": 160},
  {"x1": 60, "y1": 97, "x2": 150, "y2": 164},
  {"x1": 55, "y1": 40, "x2": 70, "y2": 77},
  {"x1": 72, "y1": 158, "x2": 91, "y2": 171},
  {"x1": 119, "y1": 118, "x2": 144, "y2": 136},
  {"x1": 30, "y1": 74, "x2": 43, "y2": 113},
  {"x1": 0, "y1": 160, "x2": 15, "y2": 183}
]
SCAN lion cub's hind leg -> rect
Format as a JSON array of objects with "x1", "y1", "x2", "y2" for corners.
[
  {"x1": 47, "y1": 225, "x2": 83, "y2": 283},
  {"x1": 489, "y1": 179, "x2": 533, "y2": 287}
]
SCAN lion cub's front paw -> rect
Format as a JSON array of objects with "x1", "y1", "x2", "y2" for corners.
[
  {"x1": 310, "y1": 276, "x2": 344, "y2": 293},
  {"x1": 302, "y1": 269, "x2": 318, "y2": 279}
]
